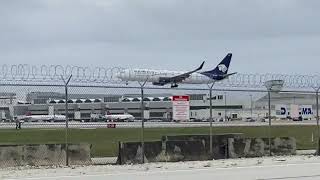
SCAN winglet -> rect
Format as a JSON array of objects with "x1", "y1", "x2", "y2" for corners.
[{"x1": 196, "y1": 61, "x2": 205, "y2": 71}]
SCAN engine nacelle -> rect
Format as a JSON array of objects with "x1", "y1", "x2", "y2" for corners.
[{"x1": 152, "y1": 82, "x2": 165, "y2": 86}]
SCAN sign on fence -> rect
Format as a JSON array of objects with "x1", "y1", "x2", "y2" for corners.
[{"x1": 172, "y1": 95, "x2": 190, "y2": 121}]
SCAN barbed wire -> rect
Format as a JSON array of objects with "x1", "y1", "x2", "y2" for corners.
[
  {"x1": 1, "y1": 64, "x2": 320, "y2": 89},
  {"x1": 0, "y1": 64, "x2": 124, "y2": 83}
]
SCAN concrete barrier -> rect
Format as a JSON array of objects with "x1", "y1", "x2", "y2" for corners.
[
  {"x1": 117, "y1": 135, "x2": 296, "y2": 164},
  {"x1": 228, "y1": 137, "x2": 296, "y2": 158},
  {"x1": 163, "y1": 133, "x2": 243, "y2": 159},
  {"x1": 0, "y1": 144, "x2": 91, "y2": 167},
  {"x1": 165, "y1": 140, "x2": 207, "y2": 162},
  {"x1": 117, "y1": 140, "x2": 207, "y2": 164},
  {"x1": 117, "y1": 141, "x2": 162, "y2": 164}
]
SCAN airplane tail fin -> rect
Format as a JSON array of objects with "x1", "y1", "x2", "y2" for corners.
[{"x1": 200, "y1": 53, "x2": 232, "y2": 76}]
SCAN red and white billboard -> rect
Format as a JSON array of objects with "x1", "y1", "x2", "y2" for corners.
[{"x1": 172, "y1": 95, "x2": 190, "y2": 121}]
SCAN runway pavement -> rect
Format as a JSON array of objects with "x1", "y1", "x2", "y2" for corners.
[
  {"x1": 20, "y1": 163, "x2": 320, "y2": 180},
  {"x1": 0, "y1": 120, "x2": 317, "y2": 129},
  {"x1": 4, "y1": 155, "x2": 320, "y2": 180}
]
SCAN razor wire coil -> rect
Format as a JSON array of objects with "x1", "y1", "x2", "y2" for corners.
[{"x1": 1, "y1": 64, "x2": 320, "y2": 89}]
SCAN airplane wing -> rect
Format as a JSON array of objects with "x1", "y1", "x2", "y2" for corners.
[
  {"x1": 169, "y1": 61, "x2": 205, "y2": 84},
  {"x1": 222, "y1": 72, "x2": 237, "y2": 78}
]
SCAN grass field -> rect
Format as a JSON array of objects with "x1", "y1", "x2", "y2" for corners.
[{"x1": 0, "y1": 125, "x2": 318, "y2": 157}]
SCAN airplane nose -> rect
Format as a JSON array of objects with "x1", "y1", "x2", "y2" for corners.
[
  {"x1": 116, "y1": 69, "x2": 130, "y2": 80},
  {"x1": 115, "y1": 69, "x2": 125, "y2": 79}
]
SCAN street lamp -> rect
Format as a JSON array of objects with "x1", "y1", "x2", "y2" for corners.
[{"x1": 264, "y1": 80, "x2": 284, "y2": 156}]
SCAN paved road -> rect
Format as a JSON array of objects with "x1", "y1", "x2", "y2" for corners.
[
  {"x1": 0, "y1": 120, "x2": 317, "y2": 129},
  {"x1": 6, "y1": 162, "x2": 320, "y2": 180}
]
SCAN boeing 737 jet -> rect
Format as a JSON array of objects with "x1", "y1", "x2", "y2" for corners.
[{"x1": 118, "y1": 53, "x2": 235, "y2": 88}]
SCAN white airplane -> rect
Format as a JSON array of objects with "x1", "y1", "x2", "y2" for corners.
[
  {"x1": 118, "y1": 53, "x2": 236, "y2": 88},
  {"x1": 104, "y1": 113, "x2": 135, "y2": 122},
  {"x1": 17, "y1": 114, "x2": 66, "y2": 122}
]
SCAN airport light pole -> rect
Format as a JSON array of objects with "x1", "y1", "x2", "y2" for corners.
[
  {"x1": 207, "y1": 82, "x2": 215, "y2": 156},
  {"x1": 264, "y1": 80, "x2": 284, "y2": 156},
  {"x1": 138, "y1": 77, "x2": 149, "y2": 164},
  {"x1": 61, "y1": 75, "x2": 72, "y2": 166}
]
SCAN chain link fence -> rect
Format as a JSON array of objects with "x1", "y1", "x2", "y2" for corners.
[{"x1": 0, "y1": 78, "x2": 319, "y2": 167}]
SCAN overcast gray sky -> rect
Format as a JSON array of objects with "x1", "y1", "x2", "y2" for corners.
[{"x1": 1, "y1": 0, "x2": 320, "y2": 74}]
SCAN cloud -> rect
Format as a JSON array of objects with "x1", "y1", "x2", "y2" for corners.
[{"x1": 0, "y1": 0, "x2": 320, "y2": 74}]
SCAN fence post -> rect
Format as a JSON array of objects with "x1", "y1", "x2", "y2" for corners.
[
  {"x1": 207, "y1": 83, "x2": 215, "y2": 156},
  {"x1": 61, "y1": 75, "x2": 72, "y2": 166},
  {"x1": 138, "y1": 78, "x2": 149, "y2": 164},
  {"x1": 316, "y1": 88, "x2": 320, "y2": 155},
  {"x1": 268, "y1": 90, "x2": 272, "y2": 156}
]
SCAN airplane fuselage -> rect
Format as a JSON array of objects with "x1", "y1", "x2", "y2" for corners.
[
  {"x1": 104, "y1": 114, "x2": 135, "y2": 122},
  {"x1": 118, "y1": 69, "x2": 225, "y2": 85},
  {"x1": 17, "y1": 115, "x2": 66, "y2": 122}
]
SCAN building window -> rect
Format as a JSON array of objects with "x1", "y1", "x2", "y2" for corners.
[
  {"x1": 153, "y1": 98, "x2": 161, "y2": 101},
  {"x1": 67, "y1": 100, "x2": 74, "y2": 103},
  {"x1": 122, "y1": 98, "x2": 130, "y2": 102},
  {"x1": 84, "y1": 99, "x2": 92, "y2": 103},
  {"x1": 33, "y1": 99, "x2": 47, "y2": 104},
  {"x1": 75, "y1": 99, "x2": 83, "y2": 103},
  {"x1": 218, "y1": 95, "x2": 223, "y2": 100},
  {"x1": 190, "y1": 94, "x2": 204, "y2": 100},
  {"x1": 104, "y1": 97, "x2": 120, "y2": 102},
  {"x1": 132, "y1": 98, "x2": 140, "y2": 102}
]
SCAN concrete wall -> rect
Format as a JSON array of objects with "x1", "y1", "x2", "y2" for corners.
[
  {"x1": 228, "y1": 137, "x2": 296, "y2": 158},
  {"x1": 118, "y1": 135, "x2": 297, "y2": 164},
  {"x1": 163, "y1": 133, "x2": 244, "y2": 159},
  {"x1": 0, "y1": 144, "x2": 91, "y2": 167},
  {"x1": 117, "y1": 140, "x2": 208, "y2": 165},
  {"x1": 165, "y1": 140, "x2": 207, "y2": 162},
  {"x1": 117, "y1": 141, "x2": 162, "y2": 164},
  {"x1": 117, "y1": 134, "x2": 244, "y2": 164}
]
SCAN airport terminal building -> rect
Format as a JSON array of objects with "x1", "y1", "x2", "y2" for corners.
[
  {"x1": 2, "y1": 91, "x2": 318, "y2": 122},
  {"x1": 3, "y1": 91, "x2": 244, "y2": 121}
]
